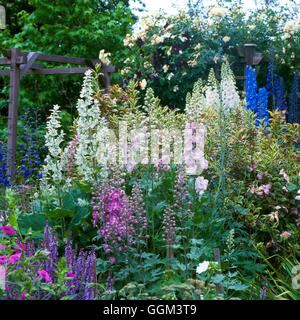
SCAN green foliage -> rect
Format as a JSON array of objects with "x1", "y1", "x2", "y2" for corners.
[{"x1": 0, "y1": 0, "x2": 135, "y2": 122}]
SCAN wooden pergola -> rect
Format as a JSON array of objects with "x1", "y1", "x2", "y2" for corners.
[
  {"x1": 232, "y1": 43, "x2": 263, "y2": 89},
  {"x1": 0, "y1": 48, "x2": 116, "y2": 180}
]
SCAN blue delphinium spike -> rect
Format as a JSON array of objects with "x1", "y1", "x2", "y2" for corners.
[
  {"x1": 288, "y1": 70, "x2": 299, "y2": 124},
  {"x1": 266, "y1": 62, "x2": 287, "y2": 112},
  {"x1": 245, "y1": 65, "x2": 269, "y2": 126},
  {"x1": 0, "y1": 142, "x2": 10, "y2": 187}
]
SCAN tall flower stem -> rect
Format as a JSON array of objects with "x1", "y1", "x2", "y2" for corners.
[
  {"x1": 180, "y1": 213, "x2": 188, "y2": 279},
  {"x1": 213, "y1": 95, "x2": 226, "y2": 213}
]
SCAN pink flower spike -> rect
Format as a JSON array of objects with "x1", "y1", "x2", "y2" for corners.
[
  {"x1": 0, "y1": 226, "x2": 17, "y2": 235},
  {"x1": 38, "y1": 270, "x2": 51, "y2": 282}
]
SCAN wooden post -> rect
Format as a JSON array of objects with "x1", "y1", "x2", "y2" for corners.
[
  {"x1": 7, "y1": 48, "x2": 21, "y2": 180},
  {"x1": 243, "y1": 44, "x2": 256, "y2": 91}
]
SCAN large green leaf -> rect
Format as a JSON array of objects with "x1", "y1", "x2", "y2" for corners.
[
  {"x1": 70, "y1": 206, "x2": 90, "y2": 226},
  {"x1": 18, "y1": 214, "x2": 53, "y2": 238},
  {"x1": 43, "y1": 208, "x2": 74, "y2": 220}
]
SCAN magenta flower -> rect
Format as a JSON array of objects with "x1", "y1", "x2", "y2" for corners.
[
  {"x1": 7, "y1": 253, "x2": 21, "y2": 264},
  {"x1": 13, "y1": 243, "x2": 26, "y2": 254},
  {"x1": 109, "y1": 257, "x2": 116, "y2": 264},
  {"x1": 19, "y1": 293, "x2": 26, "y2": 300},
  {"x1": 66, "y1": 272, "x2": 76, "y2": 278},
  {"x1": 0, "y1": 226, "x2": 17, "y2": 235},
  {"x1": 38, "y1": 270, "x2": 51, "y2": 282},
  {"x1": 0, "y1": 255, "x2": 7, "y2": 264},
  {"x1": 0, "y1": 245, "x2": 5, "y2": 250}
]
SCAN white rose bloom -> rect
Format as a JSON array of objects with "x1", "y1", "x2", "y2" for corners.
[{"x1": 196, "y1": 261, "x2": 210, "y2": 274}]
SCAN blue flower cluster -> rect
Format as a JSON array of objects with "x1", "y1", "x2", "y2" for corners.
[
  {"x1": 266, "y1": 62, "x2": 287, "y2": 111},
  {"x1": 0, "y1": 141, "x2": 10, "y2": 187},
  {"x1": 17, "y1": 105, "x2": 45, "y2": 181},
  {"x1": 245, "y1": 65, "x2": 269, "y2": 126},
  {"x1": 287, "y1": 70, "x2": 299, "y2": 124},
  {"x1": 245, "y1": 65, "x2": 258, "y2": 113}
]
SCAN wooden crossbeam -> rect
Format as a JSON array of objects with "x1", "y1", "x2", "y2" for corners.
[
  {"x1": 26, "y1": 67, "x2": 91, "y2": 75},
  {"x1": 0, "y1": 57, "x2": 10, "y2": 65},
  {"x1": 2, "y1": 49, "x2": 28, "y2": 58},
  {"x1": 36, "y1": 53, "x2": 100, "y2": 66},
  {"x1": 3, "y1": 49, "x2": 102, "y2": 66},
  {"x1": 0, "y1": 56, "x2": 26, "y2": 65},
  {"x1": 0, "y1": 66, "x2": 115, "y2": 76},
  {"x1": 30, "y1": 63, "x2": 44, "y2": 70}
]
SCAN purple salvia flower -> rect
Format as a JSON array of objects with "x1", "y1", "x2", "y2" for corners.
[{"x1": 83, "y1": 249, "x2": 96, "y2": 300}]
